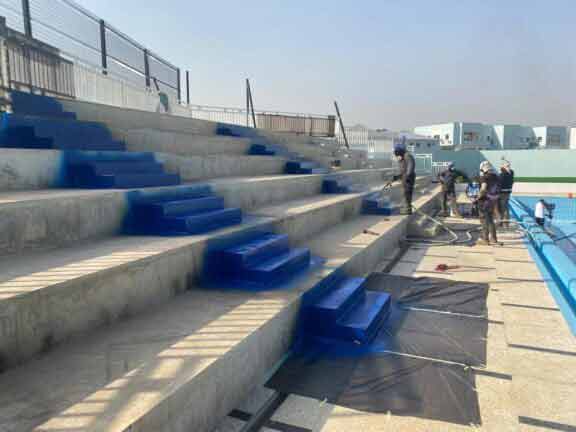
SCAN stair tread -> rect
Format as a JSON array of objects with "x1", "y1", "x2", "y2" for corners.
[
  {"x1": 225, "y1": 233, "x2": 288, "y2": 255},
  {"x1": 313, "y1": 277, "x2": 366, "y2": 311},
  {"x1": 166, "y1": 207, "x2": 241, "y2": 221},
  {"x1": 338, "y1": 291, "x2": 391, "y2": 330}
]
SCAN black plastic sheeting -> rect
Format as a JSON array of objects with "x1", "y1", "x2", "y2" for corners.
[
  {"x1": 267, "y1": 274, "x2": 489, "y2": 426},
  {"x1": 364, "y1": 273, "x2": 489, "y2": 317}
]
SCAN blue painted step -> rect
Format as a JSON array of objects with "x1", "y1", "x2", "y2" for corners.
[
  {"x1": 322, "y1": 177, "x2": 354, "y2": 194},
  {"x1": 363, "y1": 194, "x2": 397, "y2": 215},
  {"x1": 0, "y1": 126, "x2": 54, "y2": 148},
  {"x1": 72, "y1": 161, "x2": 165, "y2": 176},
  {"x1": 285, "y1": 160, "x2": 330, "y2": 175},
  {"x1": 137, "y1": 196, "x2": 225, "y2": 219},
  {"x1": 1, "y1": 113, "x2": 125, "y2": 151},
  {"x1": 244, "y1": 248, "x2": 311, "y2": 282},
  {"x1": 90, "y1": 173, "x2": 181, "y2": 189},
  {"x1": 335, "y1": 291, "x2": 392, "y2": 343},
  {"x1": 249, "y1": 143, "x2": 276, "y2": 156},
  {"x1": 162, "y1": 207, "x2": 243, "y2": 234},
  {"x1": 220, "y1": 233, "x2": 290, "y2": 269},
  {"x1": 309, "y1": 277, "x2": 367, "y2": 323},
  {"x1": 10, "y1": 91, "x2": 76, "y2": 119}
]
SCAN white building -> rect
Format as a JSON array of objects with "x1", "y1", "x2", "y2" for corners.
[
  {"x1": 414, "y1": 122, "x2": 570, "y2": 150},
  {"x1": 571, "y1": 128, "x2": 576, "y2": 149}
]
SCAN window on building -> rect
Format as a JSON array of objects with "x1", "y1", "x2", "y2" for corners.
[
  {"x1": 434, "y1": 135, "x2": 440, "y2": 140},
  {"x1": 427, "y1": 143, "x2": 432, "y2": 147},
  {"x1": 415, "y1": 142, "x2": 421, "y2": 148},
  {"x1": 445, "y1": 134, "x2": 449, "y2": 140},
  {"x1": 463, "y1": 132, "x2": 479, "y2": 142},
  {"x1": 548, "y1": 134, "x2": 561, "y2": 145}
]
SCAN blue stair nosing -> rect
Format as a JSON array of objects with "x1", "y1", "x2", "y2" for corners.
[
  {"x1": 335, "y1": 291, "x2": 392, "y2": 343},
  {"x1": 82, "y1": 161, "x2": 165, "y2": 175},
  {"x1": 244, "y1": 248, "x2": 311, "y2": 281},
  {"x1": 221, "y1": 234, "x2": 290, "y2": 269}
]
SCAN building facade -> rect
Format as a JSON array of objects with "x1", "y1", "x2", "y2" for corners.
[{"x1": 415, "y1": 122, "x2": 570, "y2": 150}]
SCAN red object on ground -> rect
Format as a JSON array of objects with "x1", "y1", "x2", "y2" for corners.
[
  {"x1": 569, "y1": 193, "x2": 574, "y2": 199},
  {"x1": 435, "y1": 264, "x2": 460, "y2": 272}
]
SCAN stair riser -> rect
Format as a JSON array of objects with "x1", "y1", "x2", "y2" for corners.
[{"x1": 161, "y1": 209, "x2": 243, "y2": 234}]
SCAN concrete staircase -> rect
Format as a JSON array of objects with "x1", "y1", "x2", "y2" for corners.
[{"x1": 0, "y1": 94, "x2": 438, "y2": 432}]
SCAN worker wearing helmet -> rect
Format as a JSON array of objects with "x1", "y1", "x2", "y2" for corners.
[
  {"x1": 392, "y1": 141, "x2": 415, "y2": 215},
  {"x1": 437, "y1": 162, "x2": 470, "y2": 217},
  {"x1": 477, "y1": 161, "x2": 501, "y2": 245},
  {"x1": 498, "y1": 160, "x2": 515, "y2": 228}
]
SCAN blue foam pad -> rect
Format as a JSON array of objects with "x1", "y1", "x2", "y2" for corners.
[
  {"x1": 243, "y1": 247, "x2": 311, "y2": 282},
  {"x1": 162, "y1": 207, "x2": 242, "y2": 234},
  {"x1": 220, "y1": 233, "x2": 290, "y2": 269},
  {"x1": 335, "y1": 291, "x2": 392, "y2": 343}
]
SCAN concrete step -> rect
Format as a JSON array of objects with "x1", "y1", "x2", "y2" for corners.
[
  {"x1": 0, "y1": 182, "x2": 439, "y2": 370},
  {"x1": 244, "y1": 247, "x2": 311, "y2": 283},
  {"x1": 0, "y1": 188, "x2": 439, "y2": 432},
  {"x1": 0, "y1": 169, "x2": 394, "y2": 255}
]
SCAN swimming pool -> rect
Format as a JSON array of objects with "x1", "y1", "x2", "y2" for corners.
[{"x1": 511, "y1": 196, "x2": 576, "y2": 334}]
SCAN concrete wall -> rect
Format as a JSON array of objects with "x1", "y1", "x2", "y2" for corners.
[{"x1": 433, "y1": 149, "x2": 576, "y2": 181}]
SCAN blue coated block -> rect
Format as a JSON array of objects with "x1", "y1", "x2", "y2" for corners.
[
  {"x1": 243, "y1": 248, "x2": 311, "y2": 282},
  {"x1": 249, "y1": 143, "x2": 276, "y2": 156},
  {"x1": 220, "y1": 234, "x2": 290, "y2": 269},
  {"x1": 1, "y1": 113, "x2": 122, "y2": 150},
  {"x1": 78, "y1": 161, "x2": 165, "y2": 175},
  {"x1": 66, "y1": 151, "x2": 155, "y2": 163},
  {"x1": 322, "y1": 178, "x2": 353, "y2": 194},
  {"x1": 102, "y1": 173, "x2": 180, "y2": 189},
  {"x1": 162, "y1": 207, "x2": 242, "y2": 234},
  {"x1": 10, "y1": 91, "x2": 75, "y2": 119},
  {"x1": 335, "y1": 291, "x2": 392, "y2": 343},
  {"x1": 136, "y1": 196, "x2": 225, "y2": 219},
  {"x1": 309, "y1": 277, "x2": 367, "y2": 323}
]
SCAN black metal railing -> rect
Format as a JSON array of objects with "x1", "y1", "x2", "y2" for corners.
[{"x1": 0, "y1": 0, "x2": 180, "y2": 100}]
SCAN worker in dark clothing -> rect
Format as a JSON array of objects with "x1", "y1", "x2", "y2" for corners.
[
  {"x1": 392, "y1": 142, "x2": 415, "y2": 215},
  {"x1": 498, "y1": 161, "x2": 514, "y2": 228},
  {"x1": 437, "y1": 162, "x2": 470, "y2": 217},
  {"x1": 477, "y1": 161, "x2": 501, "y2": 246}
]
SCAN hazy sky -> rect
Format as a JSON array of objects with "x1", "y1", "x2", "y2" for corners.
[{"x1": 74, "y1": 0, "x2": 576, "y2": 130}]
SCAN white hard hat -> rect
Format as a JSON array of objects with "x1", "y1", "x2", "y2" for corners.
[{"x1": 479, "y1": 161, "x2": 493, "y2": 173}]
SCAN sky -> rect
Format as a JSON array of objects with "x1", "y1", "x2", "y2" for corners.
[{"x1": 73, "y1": 0, "x2": 576, "y2": 130}]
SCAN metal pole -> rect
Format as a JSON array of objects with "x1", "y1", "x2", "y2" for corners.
[
  {"x1": 176, "y1": 68, "x2": 181, "y2": 103},
  {"x1": 246, "y1": 79, "x2": 250, "y2": 127},
  {"x1": 246, "y1": 78, "x2": 257, "y2": 128},
  {"x1": 334, "y1": 101, "x2": 350, "y2": 150},
  {"x1": 99, "y1": 20, "x2": 107, "y2": 75},
  {"x1": 186, "y1": 70, "x2": 190, "y2": 105},
  {"x1": 143, "y1": 49, "x2": 150, "y2": 88},
  {"x1": 21, "y1": 0, "x2": 32, "y2": 38}
]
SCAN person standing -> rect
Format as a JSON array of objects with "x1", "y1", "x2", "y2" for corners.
[
  {"x1": 498, "y1": 161, "x2": 515, "y2": 227},
  {"x1": 437, "y1": 162, "x2": 470, "y2": 217},
  {"x1": 477, "y1": 161, "x2": 501, "y2": 246},
  {"x1": 393, "y1": 142, "x2": 415, "y2": 215}
]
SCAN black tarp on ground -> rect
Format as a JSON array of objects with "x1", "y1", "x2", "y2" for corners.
[
  {"x1": 364, "y1": 273, "x2": 489, "y2": 317},
  {"x1": 267, "y1": 274, "x2": 489, "y2": 426}
]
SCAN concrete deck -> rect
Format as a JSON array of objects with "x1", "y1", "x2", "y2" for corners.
[{"x1": 214, "y1": 219, "x2": 576, "y2": 432}]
